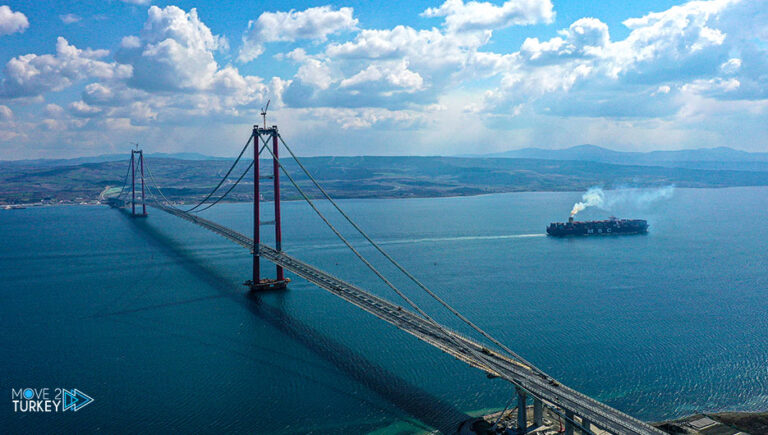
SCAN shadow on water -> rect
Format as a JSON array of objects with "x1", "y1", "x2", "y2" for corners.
[
  {"x1": 111, "y1": 209, "x2": 471, "y2": 433},
  {"x1": 245, "y1": 293, "x2": 471, "y2": 433}
]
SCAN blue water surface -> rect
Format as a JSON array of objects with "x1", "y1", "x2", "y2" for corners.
[{"x1": 1, "y1": 187, "x2": 766, "y2": 433}]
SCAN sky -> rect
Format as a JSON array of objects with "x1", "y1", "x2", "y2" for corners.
[{"x1": 0, "y1": 0, "x2": 766, "y2": 159}]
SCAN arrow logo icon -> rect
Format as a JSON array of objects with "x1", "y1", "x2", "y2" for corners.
[{"x1": 62, "y1": 389, "x2": 94, "y2": 411}]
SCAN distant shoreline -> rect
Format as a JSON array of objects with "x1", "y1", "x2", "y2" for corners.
[{"x1": 4, "y1": 184, "x2": 768, "y2": 209}]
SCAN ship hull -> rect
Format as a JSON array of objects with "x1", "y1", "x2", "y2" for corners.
[{"x1": 546, "y1": 218, "x2": 648, "y2": 237}]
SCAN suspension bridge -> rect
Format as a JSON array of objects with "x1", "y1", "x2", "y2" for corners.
[{"x1": 107, "y1": 124, "x2": 664, "y2": 435}]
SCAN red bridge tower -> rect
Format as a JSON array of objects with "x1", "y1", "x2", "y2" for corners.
[
  {"x1": 130, "y1": 148, "x2": 147, "y2": 217},
  {"x1": 246, "y1": 124, "x2": 289, "y2": 291}
]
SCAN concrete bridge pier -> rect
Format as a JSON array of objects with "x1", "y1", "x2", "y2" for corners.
[
  {"x1": 533, "y1": 398, "x2": 543, "y2": 427},
  {"x1": 581, "y1": 417, "x2": 592, "y2": 434},
  {"x1": 516, "y1": 387, "x2": 527, "y2": 434},
  {"x1": 565, "y1": 410, "x2": 575, "y2": 435}
]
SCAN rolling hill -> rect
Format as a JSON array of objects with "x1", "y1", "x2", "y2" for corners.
[{"x1": 2, "y1": 155, "x2": 768, "y2": 205}]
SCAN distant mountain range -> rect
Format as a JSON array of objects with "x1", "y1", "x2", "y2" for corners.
[
  {"x1": 462, "y1": 145, "x2": 768, "y2": 171},
  {"x1": 5, "y1": 145, "x2": 767, "y2": 170}
]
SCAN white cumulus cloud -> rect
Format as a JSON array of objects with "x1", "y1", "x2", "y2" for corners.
[
  {"x1": 1, "y1": 0, "x2": 767, "y2": 158},
  {"x1": 295, "y1": 58, "x2": 334, "y2": 90},
  {"x1": 0, "y1": 104, "x2": 12, "y2": 120},
  {"x1": 0, "y1": 5, "x2": 29, "y2": 36},
  {"x1": 0, "y1": 37, "x2": 131, "y2": 99},
  {"x1": 69, "y1": 100, "x2": 103, "y2": 118},
  {"x1": 521, "y1": 17, "x2": 610, "y2": 62},
  {"x1": 284, "y1": 24, "x2": 486, "y2": 109},
  {"x1": 79, "y1": 6, "x2": 273, "y2": 127},
  {"x1": 611, "y1": 0, "x2": 735, "y2": 79},
  {"x1": 117, "y1": 6, "x2": 228, "y2": 91},
  {"x1": 720, "y1": 58, "x2": 741, "y2": 74},
  {"x1": 60, "y1": 14, "x2": 82, "y2": 25},
  {"x1": 422, "y1": 0, "x2": 554, "y2": 33},
  {"x1": 476, "y1": 0, "x2": 762, "y2": 117},
  {"x1": 239, "y1": 6, "x2": 357, "y2": 62},
  {"x1": 340, "y1": 60, "x2": 424, "y2": 93}
]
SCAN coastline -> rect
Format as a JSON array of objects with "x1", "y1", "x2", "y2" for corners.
[
  {"x1": 4, "y1": 185, "x2": 768, "y2": 210},
  {"x1": 462, "y1": 407, "x2": 768, "y2": 434},
  {"x1": 652, "y1": 410, "x2": 768, "y2": 434}
]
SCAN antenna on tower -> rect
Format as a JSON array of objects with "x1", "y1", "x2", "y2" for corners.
[
  {"x1": 129, "y1": 141, "x2": 139, "y2": 151},
  {"x1": 260, "y1": 99, "x2": 270, "y2": 129}
]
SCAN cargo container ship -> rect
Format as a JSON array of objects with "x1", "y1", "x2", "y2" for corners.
[{"x1": 547, "y1": 216, "x2": 648, "y2": 237}]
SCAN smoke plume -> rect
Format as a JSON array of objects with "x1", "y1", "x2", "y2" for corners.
[
  {"x1": 570, "y1": 187, "x2": 605, "y2": 216},
  {"x1": 570, "y1": 185, "x2": 674, "y2": 217}
]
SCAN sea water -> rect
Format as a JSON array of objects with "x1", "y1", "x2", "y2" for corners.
[{"x1": 1, "y1": 187, "x2": 767, "y2": 433}]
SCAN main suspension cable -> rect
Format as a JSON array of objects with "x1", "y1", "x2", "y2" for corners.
[
  {"x1": 260, "y1": 142, "x2": 516, "y2": 379},
  {"x1": 138, "y1": 133, "x2": 545, "y2": 410},
  {"x1": 184, "y1": 132, "x2": 254, "y2": 212},
  {"x1": 139, "y1": 133, "x2": 258, "y2": 212},
  {"x1": 116, "y1": 157, "x2": 133, "y2": 199},
  {"x1": 143, "y1": 158, "x2": 178, "y2": 208},
  {"x1": 277, "y1": 134, "x2": 539, "y2": 371},
  {"x1": 262, "y1": 143, "x2": 429, "y2": 320},
  {"x1": 143, "y1": 174, "x2": 564, "y2": 432},
  {"x1": 191, "y1": 141, "x2": 268, "y2": 213},
  {"x1": 266, "y1": 137, "x2": 567, "y2": 421}
]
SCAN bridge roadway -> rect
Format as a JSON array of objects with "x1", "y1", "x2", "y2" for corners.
[{"x1": 150, "y1": 203, "x2": 663, "y2": 435}]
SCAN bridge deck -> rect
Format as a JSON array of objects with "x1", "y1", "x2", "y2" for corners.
[{"x1": 149, "y1": 203, "x2": 663, "y2": 435}]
